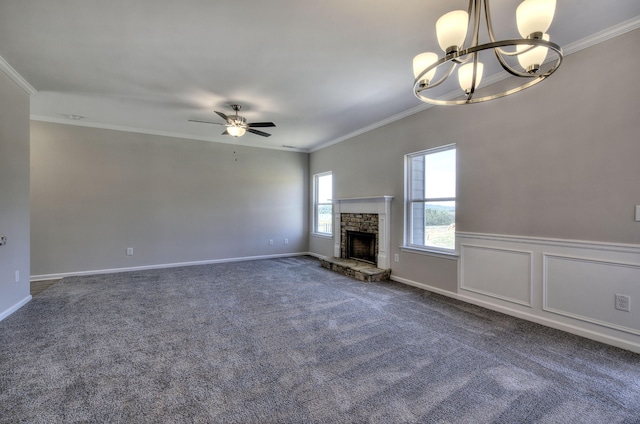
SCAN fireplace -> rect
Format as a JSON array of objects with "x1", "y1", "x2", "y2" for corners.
[
  {"x1": 333, "y1": 196, "x2": 394, "y2": 270},
  {"x1": 321, "y1": 196, "x2": 393, "y2": 281},
  {"x1": 346, "y1": 231, "x2": 377, "y2": 264}
]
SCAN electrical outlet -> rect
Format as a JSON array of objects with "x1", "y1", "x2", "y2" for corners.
[
  {"x1": 0, "y1": 236, "x2": 6, "y2": 246},
  {"x1": 394, "y1": 254, "x2": 400, "y2": 263},
  {"x1": 615, "y1": 294, "x2": 630, "y2": 312},
  {"x1": 126, "y1": 247, "x2": 134, "y2": 256},
  {"x1": 269, "y1": 239, "x2": 274, "y2": 246},
  {"x1": 284, "y1": 238, "x2": 289, "y2": 245}
]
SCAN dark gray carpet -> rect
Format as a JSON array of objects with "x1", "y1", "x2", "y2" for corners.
[{"x1": 1, "y1": 256, "x2": 639, "y2": 423}]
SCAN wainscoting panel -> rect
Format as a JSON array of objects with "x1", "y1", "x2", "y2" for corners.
[
  {"x1": 456, "y1": 232, "x2": 640, "y2": 353},
  {"x1": 460, "y1": 244, "x2": 532, "y2": 307},
  {"x1": 544, "y1": 255, "x2": 640, "y2": 335}
]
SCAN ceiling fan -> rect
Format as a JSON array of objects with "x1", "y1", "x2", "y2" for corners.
[{"x1": 189, "y1": 104, "x2": 276, "y2": 138}]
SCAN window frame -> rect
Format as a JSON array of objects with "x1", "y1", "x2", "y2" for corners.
[
  {"x1": 403, "y1": 144, "x2": 457, "y2": 256},
  {"x1": 312, "y1": 171, "x2": 333, "y2": 237}
]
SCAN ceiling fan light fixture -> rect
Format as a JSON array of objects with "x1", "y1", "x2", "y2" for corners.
[
  {"x1": 227, "y1": 126, "x2": 246, "y2": 137},
  {"x1": 189, "y1": 104, "x2": 275, "y2": 138}
]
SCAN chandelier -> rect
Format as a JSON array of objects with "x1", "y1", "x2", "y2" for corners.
[{"x1": 413, "y1": 0, "x2": 563, "y2": 105}]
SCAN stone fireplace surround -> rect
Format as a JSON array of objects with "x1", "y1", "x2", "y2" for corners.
[{"x1": 341, "y1": 214, "x2": 378, "y2": 263}]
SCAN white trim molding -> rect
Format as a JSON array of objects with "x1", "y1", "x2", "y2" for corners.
[
  {"x1": 30, "y1": 115, "x2": 307, "y2": 152},
  {"x1": 460, "y1": 243, "x2": 533, "y2": 307},
  {"x1": 563, "y1": 15, "x2": 640, "y2": 56},
  {"x1": 0, "y1": 295, "x2": 32, "y2": 322},
  {"x1": 454, "y1": 232, "x2": 640, "y2": 353},
  {"x1": 0, "y1": 55, "x2": 37, "y2": 95},
  {"x1": 543, "y1": 254, "x2": 640, "y2": 336},
  {"x1": 31, "y1": 252, "x2": 311, "y2": 281},
  {"x1": 457, "y1": 231, "x2": 640, "y2": 254},
  {"x1": 391, "y1": 273, "x2": 640, "y2": 354}
]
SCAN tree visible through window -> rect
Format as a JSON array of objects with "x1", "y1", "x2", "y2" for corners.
[
  {"x1": 314, "y1": 172, "x2": 332, "y2": 235},
  {"x1": 405, "y1": 145, "x2": 456, "y2": 251}
]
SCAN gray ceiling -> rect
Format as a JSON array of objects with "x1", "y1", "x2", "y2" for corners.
[{"x1": 1, "y1": 0, "x2": 639, "y2": 151}]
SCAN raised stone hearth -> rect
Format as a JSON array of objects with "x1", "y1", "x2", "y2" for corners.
[{"x1": 319, "y1": 256, "x2": 391, "y2": 283}]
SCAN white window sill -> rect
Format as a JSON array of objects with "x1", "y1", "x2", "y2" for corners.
[
  {"x1": 400, "y1": 245, "x2": 459, "y2": 260},
  {"x1": 311, "y1": 232, "x2": 333, "y2": 239}
]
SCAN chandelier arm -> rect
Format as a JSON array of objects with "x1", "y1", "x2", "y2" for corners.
[
  {"x1": 494, "y1": 45, "x2": 534, "y2": 57},
  {"x1": 467, "y1": 52, "x2": 480, "y2": 100},
  {"x1": 484, "y1": 0, "x2": 544, "y2": 60},
  {"x1": 452, "y1": 54, "x2": 473, "y2": 65},
  {"x1": 414, "y1": 61, "x2": 457, "y2": 93},
  {"x1": 493, "y1": 48, "x2": 532, "y2": 78},
  {"x1": 457, "y1": 40, "x2": 562, "y2": 63},
  {"x1": 484, "y1": 0, "x2": 497, "y2": 43},
  {"x1": 471, "y1": 0, "x2": 482, "y2": 47},
  {"x1": 483, "y1": 0, "x2": 539, "y2": 68},
  {"x1": 496, "y1": 38, "x2": 562, "y2": 77}
]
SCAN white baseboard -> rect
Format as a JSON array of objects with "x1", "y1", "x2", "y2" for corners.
[
  {"x1": 391, "y1": 275, "x2": 458, "y2": 298},
  {"x1": 390, "y1": 274, "x2": 640, "y2": 354},
  {"x1": 31, "y1": 252, "x2": 312, "y2": 281},
  {"x1": 30, "y1": 276, "x2": 64, "y2": 282},
  {"x1": 0, "y1": 295, "x2": 32, "y2": 322}
]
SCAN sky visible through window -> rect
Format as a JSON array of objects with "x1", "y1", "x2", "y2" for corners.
[
  {"x1": 317, "y1": 174, "x2": 332, "y2": 203},
  {"x1": 424, "y1": 148, "x2": 456, "y2": 202}
]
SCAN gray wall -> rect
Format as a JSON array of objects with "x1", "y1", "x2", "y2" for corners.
[
  {"x1": 309, "y1": 28, "x2": 640, "y2": 292},
  {"x1": 31, "y1": 122, "x2": 309, "y2": 276},
  {"x1": 0, "y1": 71, "x2": 30, "y2": 314}
]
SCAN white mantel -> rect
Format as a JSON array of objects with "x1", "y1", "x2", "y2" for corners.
[{"x1": 333, "y1": 196, "x2": 394, "y2": 269}]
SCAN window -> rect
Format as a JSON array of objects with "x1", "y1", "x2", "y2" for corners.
[
  {"x1": 313, "y1": 171, "x2": 333, "y2": 235},
  {"x1": 405, "y1": 145, "x2": 456, "y2": 252}
]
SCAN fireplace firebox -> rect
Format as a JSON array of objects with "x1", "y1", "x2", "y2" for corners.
[{"x1": 345, "y1": 230, "x2": 377, "y2": 264}]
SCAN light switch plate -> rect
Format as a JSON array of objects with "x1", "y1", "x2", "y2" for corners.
[{"x1": 636, "y1": 205, "x2": 640, "y2": 222}]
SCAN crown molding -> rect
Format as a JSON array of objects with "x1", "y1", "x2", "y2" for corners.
[
  {"x1": 311, "y1": 16, "x2": 640, "y2": 153},
  {"x1": 562, "y1": 15, "x2": 640, "y2": 56},
  {"x1": 309, "y1": 103, "x2": 430, "y2": 152},
  {"x1": 29, "y1": 115, "x2": 310, "y2": 153},
  {"x1": 0, "y1": 55, "x2": 37, "y2": 95}
]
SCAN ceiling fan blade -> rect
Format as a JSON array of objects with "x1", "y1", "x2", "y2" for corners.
[
  {"x1": 248, "y1": 122, "x2": 276, "y2": 128},
  {"x1": 247, "y1": 128, "x2": 271, "y2": 137},
  {"x1": 222, "y1": 129, "x2": 230, "y2": 135},
  {"x1": 215, "y1": 111, "x2": 231, "y2": 123},
  {"x1": 189, "y1": 119, "x2": 224, "y2": 125}
]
